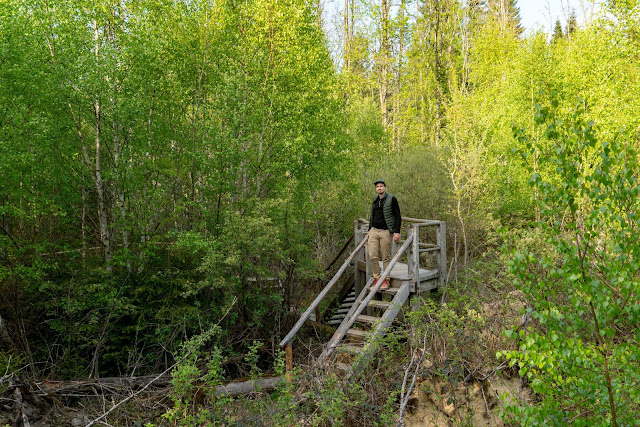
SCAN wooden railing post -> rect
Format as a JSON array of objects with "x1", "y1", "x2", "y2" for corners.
[
  {"x1": 365, "y1": 229, "x2": 372, "y2": 288},
  {"x1": 285, "y1": 342, "x2": 293, "y2": 380},
  {"x1": 354, "y1": 220, "x2": 367, "y2": 296},
  {"x1": 409, "y1": 224, "x2": 420, "y2": 288},
  {"x1": 437, "y1": 221, "x2": 447, "y2": 285},
  {"x1": 406, "y1": 225, "x2": 414, "y2": 281}
]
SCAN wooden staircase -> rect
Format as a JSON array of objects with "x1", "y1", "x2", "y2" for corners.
[
  {"x1": 280, "y1": 218, "x2": 446, "y2": 375},
  {"x1": 326, "y1": 284, "x2": 356, "y2": 326},
  {"x1": 330, "y1": 280, "x2": 412, "y2": 375}
]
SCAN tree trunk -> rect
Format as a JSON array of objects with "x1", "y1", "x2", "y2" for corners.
[
  {"x1": 81, "y1": 185, "x2": 86, "y2": 267},
  {"x1": 92, "y1": 20, "x2": 112, "y2": 271},
  {"x1": 379, "y1": 0, "x2": 389, "y2": 128},
  {"x1": 344, "y1": 0, "x2": 349, "y2": 70},
  {"x1": 433, "y1": 0, "x2": 443, "y2": 146},
  {"x1": 94, "y1": 99, "x2": 111, "y2": 271}
]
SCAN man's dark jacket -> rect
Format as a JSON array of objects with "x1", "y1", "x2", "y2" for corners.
[{"x1": 369, "y1": 192, "x2": 401, "y2": 234}]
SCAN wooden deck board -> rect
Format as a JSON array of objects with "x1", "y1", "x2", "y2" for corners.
[{"x1": 356, "y1": 260, "x2": 439, "y2": 291}]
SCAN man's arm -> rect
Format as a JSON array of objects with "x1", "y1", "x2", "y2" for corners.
[
  {"x1": 392, "y1": 197, "x2": 401, "y2": 242},
  {"x1": 369, "y1": 199, "x2": 374, "y2": 230},
  {"x1": 392, "y1": 197, "x2": 401, "y2": 234}
]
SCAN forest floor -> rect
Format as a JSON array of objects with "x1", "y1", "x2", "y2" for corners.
[
  {"x1": 404, "y1": 374, "x2": 530, "y2": 426},
  {"x1": 403, "y1": 289, "x2": 533, "y2": 426},
  {"x1": 0, "y1": 289, "x2": 533, "y2": 426}
]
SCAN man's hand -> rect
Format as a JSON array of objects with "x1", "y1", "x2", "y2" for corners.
[{"x1": 393, "y1": 232, "x2": 400, "y2": 242}]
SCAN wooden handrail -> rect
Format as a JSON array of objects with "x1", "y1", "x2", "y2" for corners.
[
  {"x1": 324, "y1": 234, "x2": 354, "y2": 272},
  {"x1": 395, "y1": 241, "x2": 439, "y2": 249},
  {"x1": 357, "y1": 217, "x2": 441, "y2": 225},
  {"x1": 401, "y1": 217, "x2": 441, "y2": 225},
  {"x1": 319, "y1": 234, "x2": 414, "y2": 361},
  {"x1": 418, "y1": 242, "x2": 438, "y2": 248},
  {"x1": 279, "y1": 235, "x2": 369, "y2": 347}
]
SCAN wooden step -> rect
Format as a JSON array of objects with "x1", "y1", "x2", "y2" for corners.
[
  {"x1": 346, "y1": 328, "x2": 367, "y2": 339},
  {"x1": 335, "y1": 362, "x2": 352, "y2": 372},
  {"x1": 381, "y1": 287, "x2": 399, "y2": 295},
  {"x1": 355, "y1": 314, "x2": 381, "y2": 324},
  {"x1": 367, "y1": 300, "x2": 392, "y2": 309},
  {"x1": 339, "y1": 344, "x2": 362, "y2": 354}
]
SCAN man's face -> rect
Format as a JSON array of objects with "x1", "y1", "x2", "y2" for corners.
[{"x1": 376, "y1": 183, "x2": 386, "y2": 195}]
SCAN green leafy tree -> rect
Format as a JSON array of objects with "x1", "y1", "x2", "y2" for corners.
[
  {"x1": 567, "y1": 10, "x2": 578, "y2": 40},
  {"x1": 401, "y1": 0, "x2": 464, "y2": 147},
  {"x1": 552, "y1": 19, "x2": 564, "y2": 43},
  {"x1": 501, "y1": 96, "x2": 640, "y2": 425},
  {"x1": 0, "y1": 0, "x2": 351, "y2": 378}
]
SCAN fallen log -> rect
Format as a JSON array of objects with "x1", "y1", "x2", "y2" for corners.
[
  {"x1": 39, "y1": 374, "x2": 284, "y2": 398},
  {"x1": 3, "y1": 371, "x2": 287, "y2": 427},
  {"x1": 214, "y1": 376, "x2": 284, "y2": 396},
  {"x1": 37, "y1": 375, "x2": 170, "y2": 395}
]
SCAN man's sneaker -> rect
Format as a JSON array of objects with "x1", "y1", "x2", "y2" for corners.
[
  {"x1": 379, "y1": 279, "x2": 389, "y2": 290},
  {"x1": 369, "y1": 278, "x2": 379, "y2": 291}
]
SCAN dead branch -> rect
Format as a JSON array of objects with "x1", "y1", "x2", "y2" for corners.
[
  {"x1": 85, "y1": 358, "x2": 178, "y2": 426},
  {"x1": 397, "y1": 325, "x2": 430, "y2": 427},
  {"x1": 85, "y1": 297, "x2": 237, "y2": 426}
]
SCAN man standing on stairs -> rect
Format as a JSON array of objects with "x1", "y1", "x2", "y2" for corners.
[{"x1": 368, "y1": 179, "x2": 401, "y2": 291}]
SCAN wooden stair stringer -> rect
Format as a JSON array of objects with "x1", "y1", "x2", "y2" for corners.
[
  {"x1": 322, "y1": 281, "x2": 411, "y2": 375},
  {"x1": 350, "y1": 281, "x2": 411, "y2": 376},
  {"x1": 319, "y1": 236, "x2": 415, "y2": 364},
  {"x1": 318, "y1": 276, "x2": 374, "y2": 364}
]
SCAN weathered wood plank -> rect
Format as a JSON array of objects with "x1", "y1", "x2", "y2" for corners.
[
  {"x1": 355, "y1": 314, "x2": 379, "y2": 324},
  {"x1": 346, "y1": 328, "x2": 367, "y2": 339},
  {"x1": 367, "y1": 300, "x2": 392, "y2": 309},
  {"x1": 350, "y1": 281, "x2": 411, "y2": 376},
  {"x1": 279, "y1": 235, "x2": 368, "y2": 347},
  {"x1": 319, "y1": 236, "x2": 414, "y2": 363},
  {"x1": 355, "y1": 261, "x2": 438, "y2": 282},
  {"x1": 338, "y1": 344, "x2": 362, "y2": 354}
]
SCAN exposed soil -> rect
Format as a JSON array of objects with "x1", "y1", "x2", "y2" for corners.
[
  {"x1": 404, "y1": 375, "x2": 532, "y2": 426},
  {"x1": 404, "y1": 290, "x2": 534, "y2": 426}
]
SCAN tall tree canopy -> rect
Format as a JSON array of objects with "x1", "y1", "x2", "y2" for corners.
[{"x1": 0, "y1": 0, "x2": 349, "y2": 377}]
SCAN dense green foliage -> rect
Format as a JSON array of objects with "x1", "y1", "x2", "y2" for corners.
[
  {"x1": 0, "y1": 0, "x2": 349, "y2": 378},
  {"x1": 501, "y1": 93, "x2": 640, "y2": 424}
]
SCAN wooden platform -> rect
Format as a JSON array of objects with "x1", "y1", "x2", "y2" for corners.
[
  {"x1": 280, "y1": 218, "x2": 446, "y2": 376},
  {"x1": 356, "y1": 261, "x2": 439, "y2": 293}
]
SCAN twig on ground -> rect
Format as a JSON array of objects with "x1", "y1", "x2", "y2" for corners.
[
  {"x1": 480, "y1": 380, "x2": 490, "y2": 416},
  {"x1": 397, "y1": 326, "x2": 430, "y2": 427},
  {"x1": 85, "y1": 297, "x2": 237, "y2": 427}
]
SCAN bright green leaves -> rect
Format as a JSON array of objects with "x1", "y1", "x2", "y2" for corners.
[
  {"x1": 0, "y1": 0, "x2": 349, "y2": 380},
  {"x1": 502, "y1": 93, "x2": 640, "y2": 423}
]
